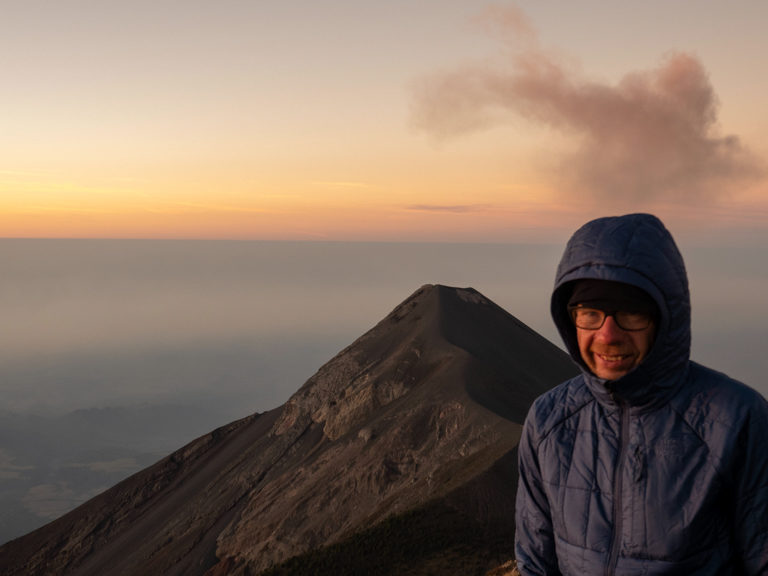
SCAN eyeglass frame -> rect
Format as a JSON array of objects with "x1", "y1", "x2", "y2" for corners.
[{"x1": 568, "y1": 304, "x2": 655, "y2": 332}]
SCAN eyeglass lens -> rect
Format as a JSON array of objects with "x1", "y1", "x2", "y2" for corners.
[{"x1": 572, "y1": 308, "x2": 651, "y2": 331}]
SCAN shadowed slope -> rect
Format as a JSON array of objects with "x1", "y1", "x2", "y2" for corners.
[{"x1": 0, "y1": 285, "x2": 576, "y2": 576}]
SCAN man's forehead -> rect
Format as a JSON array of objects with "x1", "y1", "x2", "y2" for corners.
[{"x1": 568, "y1": 279, "x2": 656, "y2": 312}]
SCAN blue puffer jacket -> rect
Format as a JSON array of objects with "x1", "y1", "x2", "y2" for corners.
[{"x1": 515, "y1": 214, "x2": 768, "y2": 575}]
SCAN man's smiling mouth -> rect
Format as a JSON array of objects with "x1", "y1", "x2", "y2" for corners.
[{"x1": 597, "y1": 353, "x2": 631, "y2": 362}]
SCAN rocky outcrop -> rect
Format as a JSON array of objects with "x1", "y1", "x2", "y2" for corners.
[
  {"x1": 486, "y1": 560, "x2": 521, "y2": 576},
  {"x1": 0, "y1": 285, "x2": 577, "y2": 575}
]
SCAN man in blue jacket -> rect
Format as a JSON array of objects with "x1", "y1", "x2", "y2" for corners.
[{"x1": 515, "y1": 213, "x2": 768, "y2": 575}]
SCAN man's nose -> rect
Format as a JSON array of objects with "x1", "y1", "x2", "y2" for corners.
[{"x1": 596, "y1": 315, "x2": 626, "y2": 342}]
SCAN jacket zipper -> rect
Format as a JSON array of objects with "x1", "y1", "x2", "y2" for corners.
[{"x1": 605, "y1": 400, "x2": 629, "y2": 576}]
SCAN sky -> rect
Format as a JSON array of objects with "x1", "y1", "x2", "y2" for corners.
[{"x1": 2, "y1": 0, "x2": 768, "y2": 242}]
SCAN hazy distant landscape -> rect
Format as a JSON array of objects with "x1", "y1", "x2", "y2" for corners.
[{"x1": 2, "y1": 239, "x2": 767, "y2": 544}]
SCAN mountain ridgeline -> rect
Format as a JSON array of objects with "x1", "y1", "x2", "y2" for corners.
[{"x1": 0, "y1": 285, "x2": 577, "y2": 575}]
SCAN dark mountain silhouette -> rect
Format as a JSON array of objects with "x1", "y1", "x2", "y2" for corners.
[{"x1": 0, "y1": 285, "x2": 577, "y2": 576}]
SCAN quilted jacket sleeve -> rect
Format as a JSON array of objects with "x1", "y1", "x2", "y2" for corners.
[
  {"x1": 515, "y1": 408, "x2": 562, "y2": 576},
  {"x1": 733, "y1": 393, "x2": 768, "y2": 574}
]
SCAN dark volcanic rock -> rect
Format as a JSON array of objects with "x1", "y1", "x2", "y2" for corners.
[{"x1": 0, "y1": 285, "x2": 576, "y2": 575}]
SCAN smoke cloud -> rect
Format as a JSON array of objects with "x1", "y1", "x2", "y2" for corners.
[{"x1": 411, "y1": 4, "x2": 765, "y2": 202}]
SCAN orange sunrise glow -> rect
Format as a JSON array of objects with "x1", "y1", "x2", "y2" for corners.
[{"x1": 2, "y1": 1, "x2": 767, "y2": 241}]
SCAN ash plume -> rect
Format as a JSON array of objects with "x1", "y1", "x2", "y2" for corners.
[{"x1": 410, "y1": 4, "x2": 765, "y2": 203}]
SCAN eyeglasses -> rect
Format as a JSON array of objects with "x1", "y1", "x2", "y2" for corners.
[{"x1": 569, "y1": 305, "x2": 654, "y2": 331}]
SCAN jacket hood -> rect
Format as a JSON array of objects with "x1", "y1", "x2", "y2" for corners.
[{"x1": 551, "y1": 213, "x2": 691, "y2": 409}]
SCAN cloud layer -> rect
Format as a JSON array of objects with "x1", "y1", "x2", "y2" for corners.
[
  {"x1": 411, "y1": 5, "x2": 764, "y2": 203},
  {"x1": 405, "y1": 203, "x2": 492, "y2": 213}
]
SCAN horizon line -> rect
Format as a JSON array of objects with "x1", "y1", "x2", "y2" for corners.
[{"x1": 0, "y1": 236, "x2": 564, "y2": 246}]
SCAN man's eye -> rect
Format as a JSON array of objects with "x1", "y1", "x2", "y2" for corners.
[
  {"x1": 579, "y1": 309, "x2": 601, "y2": 321},
  {"x1": 623, "y1": 312, "x2": 645, "y2": 322}
]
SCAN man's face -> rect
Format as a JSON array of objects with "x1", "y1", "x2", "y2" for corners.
[{"x1": 576, "y1": 315, "x2": 655, "y2": 380}]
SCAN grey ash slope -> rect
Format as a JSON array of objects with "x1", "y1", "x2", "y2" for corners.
[{"x1": 0, "y1": 284, "x2": 576, "y2": 576}]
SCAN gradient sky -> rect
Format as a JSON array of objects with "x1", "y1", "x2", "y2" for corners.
[{"x1": 2, "y1": 0, "x2": 767, "y2": 241}]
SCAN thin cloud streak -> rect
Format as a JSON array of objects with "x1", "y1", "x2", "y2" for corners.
[
  {"x1": 311, "y1": 181, "x2": 372, "y2": 189},
  {"x1": 405, "y1": 204, "x2": 493, "y2": 213},
  {"x1": 411, "y1": 4, "x2": 765, "y2": 204}
]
